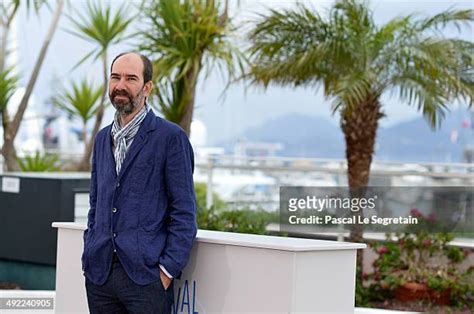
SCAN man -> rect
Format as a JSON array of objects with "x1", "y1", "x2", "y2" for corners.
[{"x1": 82, "y1": 52, "x2": 197, "y2": 314}]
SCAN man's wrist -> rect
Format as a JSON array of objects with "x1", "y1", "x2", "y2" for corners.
[{"x1": 159, "y1": 264, "x2": 173, "y2": 279}]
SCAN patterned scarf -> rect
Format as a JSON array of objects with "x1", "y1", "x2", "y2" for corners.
[{"x1": 111, "y1": 104, "x2": 149, "y2": 175}]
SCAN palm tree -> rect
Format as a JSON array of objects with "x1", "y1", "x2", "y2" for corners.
[
  {"x1": 139, "y1": 0, "x2": 244, "y2": 136},
  {"x1": 247, "y1": 0, "x2": 473, "y2": 277},
  {"x1": 0, "y1": 0, "x2": 64, "y2": 171},
  {"x1": 52, "y1": 78, "x2": 102, "y2": 169},
  {"x1": 67, "y1": 0, "x2": 134, "y2": 170}
]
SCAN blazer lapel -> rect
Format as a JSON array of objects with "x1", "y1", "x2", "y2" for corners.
[{"x1": 105, "y1": 125, "x2": 117, "y2": 180}]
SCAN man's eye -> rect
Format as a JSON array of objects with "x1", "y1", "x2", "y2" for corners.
[
  {"x1": 110, "y1": 76, "x2": 119, "y2": 80},
  {"x1": 128, "y1": 77, "x2": 137, "y2": 81}
]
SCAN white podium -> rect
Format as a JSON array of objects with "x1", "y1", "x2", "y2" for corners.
[{"x1": 52, "y1": 222, "x2": 365, "y2": 314}]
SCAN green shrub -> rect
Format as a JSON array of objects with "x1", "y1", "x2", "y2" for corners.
[
  {"x1": 194, "y1": 182, "x2": 277, "y2": 235},
  {"x1": 17, "y1": 152, "x2": 61, "y2": 172}
]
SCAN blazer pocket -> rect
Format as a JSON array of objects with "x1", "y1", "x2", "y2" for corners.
[{"x1": 82, "y1": 228, "x2": 96, "y2": 270}]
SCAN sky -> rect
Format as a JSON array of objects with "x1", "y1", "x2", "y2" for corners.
[{"x1": 9, "y1": 0, "x2": 474, "y2": 146}]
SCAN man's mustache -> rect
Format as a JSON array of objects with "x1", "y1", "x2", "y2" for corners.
[{"x1": 111, "y1": 89, "x2": 131, "y2": 99}]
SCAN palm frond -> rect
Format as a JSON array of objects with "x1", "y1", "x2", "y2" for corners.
[
  {"x1": 0, "y1": 66, "x2": 18, "y2": 113},
  {"x1": 151, "y1": 73, "x2": 188, "y2": 123},
  {"x1": 140, "y1": 0, "x2": 243, "y2": 124},
  {"x1": 51, "y1": 78, "x2": 102, "y2": 123},
  {"x1": 24, "y1": 0, "x2": 49, "y2": 17},
  {"x1": 17, "y1": 151, "x2": 61, "y2": 172},
  {"x1": 0, "y1": 0, "x2": 20, "y2": 26},
  {"x1": 417, "y1": 8, "x2": 473, "y2": 32},
  {"x1": 67, "y1": 0, "x2": 134, "y2": 67}
]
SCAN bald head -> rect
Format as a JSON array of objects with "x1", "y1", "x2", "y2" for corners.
[{"x1": 110, "y1": 52, "x2": 153, "y2": 83}]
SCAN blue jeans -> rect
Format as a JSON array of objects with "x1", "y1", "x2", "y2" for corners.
[{"x1": 85, "y1": 258, "x2": 173, "y2": 314}]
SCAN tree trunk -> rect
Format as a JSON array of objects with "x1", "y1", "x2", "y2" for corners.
[
  {"x1": 0, "y1": 2, "x2": 20, "y2": 171},
  {"x1": 0, "y1": 22, "x2": 10, "y2": 74},
  {"x1": 2, "y1": 91, "x2": 14, "y2": 171},
  {"x1": 0, "y1": 2, "x2": 20, "y2": 73},
  {"x1": 82, "y1": 121, "x2": 88, "y2": 154},
  {"x1": 340, "y1": 93, "x2": 382, "y2": 281},
  {"x1": 179, "y1": 85, "x2": 196, "y2": 136},
  {"x1": 178, "y1": 61, "x2": 201, "y2": 137},
  {"x1": 77, "y1": 53, "x2": 108, "y2": 171},
  {"x1": 2, "y1": 0, "x2": 64, "y2": 171},
  {"x1": 2, "y1": 135, "x2": 17, "y2": 171}
]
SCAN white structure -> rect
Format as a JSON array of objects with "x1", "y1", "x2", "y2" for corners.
[
  {"x1": 190, "y1": 119, "x2": 207, "y2": 148},
  {"x1": 53, "y1": 222, "x2": 365, "y2": 314}
]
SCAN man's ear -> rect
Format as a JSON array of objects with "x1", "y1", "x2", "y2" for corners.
[{"x1": 143, "y1": 81, "x2": 153, "y2": 96}]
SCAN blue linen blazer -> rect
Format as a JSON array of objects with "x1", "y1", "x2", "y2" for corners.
[{"x1": 82, "y1": 109, "x2": 197, "y2": 285}]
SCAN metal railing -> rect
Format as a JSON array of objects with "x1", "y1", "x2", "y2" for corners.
[{"x1": 195, "y1": 155, "x2": 474, "y2": 209}]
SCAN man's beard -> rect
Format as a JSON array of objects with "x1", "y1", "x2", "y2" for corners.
[{"x1": 110, "y1": 88, "x2": 145, "y2": 115}]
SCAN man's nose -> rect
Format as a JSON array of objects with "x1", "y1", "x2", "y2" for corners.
[{"x1": 114, "y1": 77, "x2": 127, "y2": 90}]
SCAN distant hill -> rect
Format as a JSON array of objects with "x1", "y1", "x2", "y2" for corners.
[
  {"x1": 376, "y1": 111, "x2": 471, "y2": 162},
  {"x1": 220, "y1": 110, "x2": 473, "y2": 163}
]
